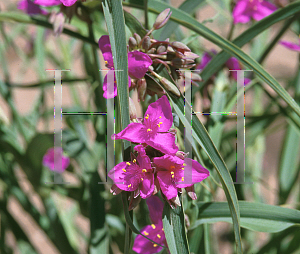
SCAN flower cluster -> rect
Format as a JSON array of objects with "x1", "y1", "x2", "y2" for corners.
[
  {"x1": 132, "y1": 196, "x2": 166, "y2": 254},
  {"x1": 99, "y1": 9, "x2": 201, "y2": 101},
  {"x1": 233, "y1": 0, "x2": 277, "y2": 24},
  {"x1": 197, "y1": 50, "x2": 251, "y2": 85},
  {"x1": 108, "y1": 96, "x2": 210, "y2": 208}
]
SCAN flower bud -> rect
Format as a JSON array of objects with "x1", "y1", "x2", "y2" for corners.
[
  {"x1": 49, "y1": 12, "x2": 66, "y2": 36},
  {"x1": 137, "y1": 78, "x2": 147, "y2": 102},
  {"x1": 191, "y1": 73, "x2": 202, "y2": 82},
  {"x1": 128, "y1": 37, "x2": 137, "y2": 50},
  {"x1": 184, "y1": 51, "x2": 200, "y2": 59},
  {"x1": 176, "y1": 151, "x2": 188, "y2": 160},
  {"x1": 142, "y1": 36, "x2": 151, "y2": 51},
  {"x1": 129, "y1": 97, "x2": 137, "y2": 121},
  {"x1": 147, "y1": 48, "x2": 156, "y2": 54},
  {"x1": 160, "y1": 77, "x2": 180, "y2": 97},
  {"x1": 157, "y1": 45, "x2": 167, "y2": 54},
  {"x1": 133, "y1": 33, "x2": 141, "y2": 45},
  {"x1": 171, "y1": 41, "x2": 191, "y2": 52},
  {"x1": 153, "y1": 8, "x2": 172, "y2": 30}
]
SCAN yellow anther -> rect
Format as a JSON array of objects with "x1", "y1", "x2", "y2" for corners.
[
  {"x1": 162, "y1": 228, "x2": 164, "y2": 231},
  {"x1": 141, "y1": 178, "x2": 144, "y2": 181},
  {"x1": 126, "y1": 162, "x2": 131, "y2": 166},
  {"x1": 182, "y1": 167, "x2": 184, "y2": 170},
  {"x1": 172, "y1": 175, "x2": 175, "y2": 178},
  {"x1": 159, "y1": 116, "x2": 162, "y2": 118},
  {"x1": 170, "y1": 171, "x2": 174, "y2": 174},
  {"x1": 133, "y1": 159, "x2": 136, "y2": 163},
  {"x1": 151, "y1": 224, "x2": 156, "y2": 229},
  {"x1": 170, "y1": 166, "x2": 175, "y2": 170},
  {"x1": 157, "y1": 234, "x2": 161, "y2": 238},
  {"x1": 181, "y1": 177, "x2": 184, "y2": 182},
  {"x1": 122, "y1": 169, "x2": 126, "y2": 172},
  {"x1": 159, "y1": 122, "x2": 163, "y2": 125},
  {"x1": 183, "y1": 163, "x2": 186, "y2": 166},
  {"x1": 142, "y1": 169, "x2": 147, "y2": 173},
  {"x1": 143, "y1": 231, "x2": 149, "y2": 236},
  {"x1": 105, "y1": 60, "x2": 108, "y2": 64},
  {"x1": 153, "y1": 244, "x2": 158, "y2": 247},
  {"x1": 157, "y1": 124, "x2": 161, "y2": 127},
  {"x1": 145, "y1": 114, "x2": 149, "y2": 119},
  {"x1": 147, "y1": 128, "x2": 152, "y2": 132},
  {"x1": 128, "y1": 184, "x2": 132, "y2": 188}
]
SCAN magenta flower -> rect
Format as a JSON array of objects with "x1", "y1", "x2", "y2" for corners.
[
  {"x1": 132, "y1": 196, "x2": 167, "y2": 254},
  {"x1": 280, "y1": 39, "x2": 300, "y2": 52},
  {"x1": 153, "y1": 155, "x2": 209, "y2": 200},
  {"x1": 98, "y1": 35, "x2": 152, "y2": 98},
  {"x1": 233, "y1": 0, "x2": 277, "y2": 24},
  {"x1": 197, "y1": 51, "x2": 251, "y2": 85},
  {"x1": 108, "y1": 145, "x2": 155, "y2": 199},
  {"x1": 18, "y1": 0, "x2": 48, "y2": 15},
  {"x1": 113, "y1": 95, "x2": 178, "y2": 155},
  {"x1": 42, "y1": 148, "x2": 70, "y2": 172},
  {"x1": 34, "y1": 0, "x2": 77, "y2": 6}
]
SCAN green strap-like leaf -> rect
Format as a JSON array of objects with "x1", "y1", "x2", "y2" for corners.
[
  {"x1": 162, "y1": 196, "x2": 190, "y2": 254},
  {"x1": 193, "y1": 201, "x2": 300, "y2": 233}
]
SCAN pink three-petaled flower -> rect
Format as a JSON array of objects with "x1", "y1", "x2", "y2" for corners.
[
  {"x1": 98, "y1": 35, "x2": 152, "y2": 98},
  {"x1": 113, "y1": 95, "x2": 178, "y2": 155},
  {"x1": 132, "y1": 196, "x2": 167, "y2": 254},
  {"x1": 233, "y1": 0, "x2": 277, "y2": 24}
]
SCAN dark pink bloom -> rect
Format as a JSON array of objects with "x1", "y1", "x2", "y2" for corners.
[
  {"x1": 233, "y1": 0, "x2": 277, "y2": 24},
  {"x1": 34, "y1": 0, "x2": 77, "y2": 6},
  {"x1": 42, "y1": 147, "x2": 70, "y2": 172},
  {"x1": 197, "y1": 50, "x2": 251, "y2": 85},
  {"x1": 18, "y1": 0, "x2": 48, "y2": 15},
  {"x1": 153, "y1": 155, "x2": 209, "y2": 200},
  {"x1": 98, "y1": 35, "x2": 152, "y2": 98},
  {"x1": 280, "y1": 40, "x2": 300, "y2": 52},
  {"x1": 113, "y1": 95, "x2": 178, "y2": 155},
  {"x1": 132, "y1": 196, "x2": 167, "y2": 254},
  {"x1": 108, "y1": 145, "x2": 155, "y2": 199}
]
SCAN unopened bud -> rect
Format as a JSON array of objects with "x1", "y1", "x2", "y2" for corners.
[
  {"x1": 160, "y1": 77, "x2": 180, "y2": 97},
  {"x1": 184, "y1": 51, "x2": 200, "y2": 59},
  {"x1": 171, "y1": 41, "x2": 191, "y2": 52},
  {"x1": 147, "y1": 78, "x2": 165, "y2": 96},
  {"x1": 142, "y1": 36, "x2": 151, "y2": 51},
  {"x1": 147, "y1": 48, "x2": 156, "y2": 54},
  {"x1": 176, "y1": 151, "x2": 188, "y2": 160},
  {"x1": 134, "y1": 33, "x2": 141, "y2": 45},
  {"x1": 128, "y1": 37, "x2": 137, "y2": 50},
  {"x1": 157, "y1": 45, "x2": 167, "y2": 54},
  {"x1": 137, "y1": 78, "x2": 147, "y2": 102},
  {"x1": 191, "y1": 73, "x2": 202, "y2": 82},
  {"x1": 129, "y1": 97, "x2": 137, "y2": 120},
  {"x1": 50, "y1": 12, "x2": 65, "y2": 36},
  {"x1": 153, "y1": 8, "x2": 172, "y2": 30}
]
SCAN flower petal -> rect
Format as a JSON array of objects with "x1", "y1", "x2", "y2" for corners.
[
  {"x1": 280, "y1": 41, "x2": 300, "y2": 52},
  {"x1": 18, "y1": 0, "x2": 48, "y2": 15},
  {"x1": 146, "y1": 196, "x2": 164, "y2": 225},
  {"x1": 60, "y1": 0, "x2": 77, "y2": 6},
  {"x1": 103, "y1": 71, "x2": 117, "y2": 99},
  {"x1": 232, "y1": 0, "x2": 251, "y2": 24},
  {"x1": 144, "y1": 95, "x2": 173, "y2": 132},
  {"x1": 132, "y1": 225, "x2": 164, "y2": 254},
  {"x1": 157, "y1": 171, "x2": 178, "y2": 200},
  {"x1": 140, "y1": 173, "x2": 155, "y2": 199},
  {"x1": 113, "y1": 123, "x2": 147, "y2": 144},
  {"x1": 147, "y1": 132, "x2": 178, "y2": 155},
  {"x1": 34, "y1": 0, "x2": 61, "y2": 6},
  {"x1": 98, "y1": 35, "x2": 114, "y2": 68},
  {"x1": 128, "y1": 51, "x2": 152, "y2": 79},
  {"x1": 253, "y1": 1, "x2": 276, "y2": 21}
]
